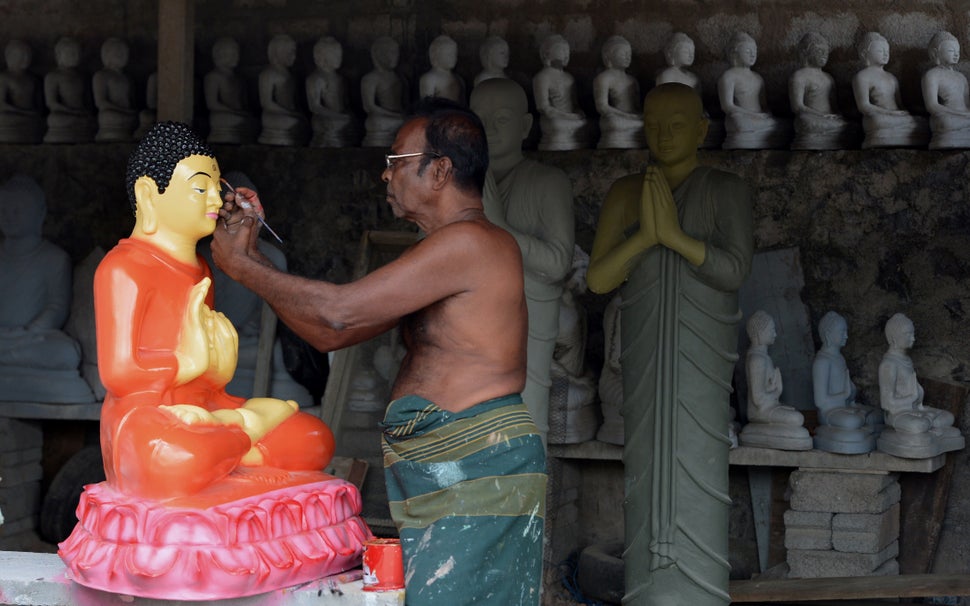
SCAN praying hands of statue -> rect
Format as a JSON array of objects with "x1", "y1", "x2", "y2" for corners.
[
  {"x1": 174, "y1": 276, "x2": 238, "y2": 387},
  {"x1": 643, "y1": 166, "x2": 706, "y2": 266}
]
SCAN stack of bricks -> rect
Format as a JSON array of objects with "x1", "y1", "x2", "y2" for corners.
[
  {"x1": 784, "y1": 469, "x2": 901, "y2": 578},
  {"x1": 0, "y1": 418, "x2": 43, "y2": 549}
]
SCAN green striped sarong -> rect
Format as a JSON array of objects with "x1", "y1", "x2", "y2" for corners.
[{"x1": 381, "y1": 393, "x2": 546, "y2": 605}]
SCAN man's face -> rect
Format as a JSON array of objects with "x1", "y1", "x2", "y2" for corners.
[
  {"x1": 470, "y1": 92, "x2": 528, "y2": 161},
  {"x1": 642, "y1": 91, "x2": 704, "y2": 167},
  {"x1": 151, "y1": 154, "x2": 223, "y2": 240},
  {"x1": 382, "y1": 120, "x2": 432, "y2": 220}
]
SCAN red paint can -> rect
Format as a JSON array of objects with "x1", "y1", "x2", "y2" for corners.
[{"x1": 361, "y1": 537, "x2": 405, "y2": 591}]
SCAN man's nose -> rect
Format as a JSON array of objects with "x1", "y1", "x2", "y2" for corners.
[{"x1": 381, "y1": 166, "x2": 391, "y2": 183}]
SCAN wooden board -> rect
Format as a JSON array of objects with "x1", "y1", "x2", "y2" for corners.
[
  {"x1": 896, "y1": 377, "x2": 967, "y2": 574},
  {"x1": 730, "y1": 572, "x2": 970, "y2": 602}
]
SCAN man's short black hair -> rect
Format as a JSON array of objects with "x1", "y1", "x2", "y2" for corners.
[
  {"x1": 411, "y1": 97, "x2": 488, "y2": 194},
  {"x1": 125, "y1": 121, "x2": 215, "y2": 212}
]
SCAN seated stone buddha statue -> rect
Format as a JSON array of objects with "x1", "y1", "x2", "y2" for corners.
[
  {"x1": 58, "y1": 121, "x2": 370, "y2": 601},
  {"x1": 0, "y1": 174, "x2": 93, "y2": 403},
  {"x1": 738, "y1": 310, "x2": 812, "y2": 450}
]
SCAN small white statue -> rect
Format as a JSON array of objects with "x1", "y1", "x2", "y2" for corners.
[
  {"x1": 361, "y1": 36, "x2": 406, "y2": 147},
  {"x1": 0, "y1": 40, "x2": 44, "y2": 143},
  {"x1": 789, "y1": 32, "x2": 857, "y2": 150},
  {"x1": 419, "y1": 35, "x2": 465, "y2": 104},
  {"x1": 656, "y1": 32, "x2": 701, "y2": 91},
  {"x1": 306, "y1": 36, "x2": 358, "y2": 148},
  {"x1": 204, "y1": 36, "x2": 256, "y2": 144},
  {"x1": 718, "y1": 31, "x2": 790, "y2": 149},
  {"x1": 594, "y1": 35, "x2": 644, "y2": 149},
  {"x1": 0, "y1": 175, "x2": 92, "y2": 403},
  {"x1": 43, "y1": 37, "x2": 95, "y2": 143},
  {"x1": 738, "y1": 311, "x2": 812, "y2": 450},
  {"x1": 812, "y1": 311, "x2": 881, "y2": 454},
  {"x1": 93, "y1": 37, "x2": 137, "y2": 142},
  {"x1": 877, "y1": 313, "x2": 964, "y2": 458},
  {"x1": 258, "y1": 34, "x2": 309, "y2": 146},
  {"x1": 922, "y1": 31, "x2": 970, "y2": 149},
  {"x1": 533, "y1": 34, "x2": 591, "y2": 150},
  {"x1": 852, "y1": 32, "x2": 929, "y2": 148},
  {"x1": 473, "y1": 35, "x2": 510, "y2": 87}
]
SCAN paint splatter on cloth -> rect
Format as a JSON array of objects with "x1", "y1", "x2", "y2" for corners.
[{"x1": 382, "y1": 393, "x2": 546, "y2": 605}]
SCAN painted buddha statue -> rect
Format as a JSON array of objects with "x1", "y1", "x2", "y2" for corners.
[{"x1": 58, "y1": 122, "x2": 370, "y2": 600}]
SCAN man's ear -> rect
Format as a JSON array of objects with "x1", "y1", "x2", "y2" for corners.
[
  {"x1": 134, "y1": 175, "x2": 159, "y2": 234},
  {"x1": 432, "y1": 156, "x2": 453, "y2": 190},
  {"x1": 520, "y1": 112, "x2": 534, "y2": 142}
]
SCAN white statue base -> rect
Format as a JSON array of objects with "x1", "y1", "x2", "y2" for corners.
[
  {"x1": 861, "y1": 115, "x2": 930, "y2": 148},
  {"x1": 877, "y1": 426, "x2": 964, "y2": 459},
  {"x1": 537, "y1": 116, "x2": 590, "y2": 151},
  {"x1": 310, "y1": 114, "x2": 359, "y2": 148},
  {"x1": 929, "y1": 116, "x2": 970, "y2": 149},
  {"x1": 723, "y1": 115, "x2": 792, "y2": 150},
  {"x1": 597, "y1": 118, "x2": 645, "y2": 149},
  {"x1": 362, "y1": 116, "x2": 404, "y2": 148},
  {"x1": 739, "y1": 421, "x2": 813, "y2": 450},
  {"x1": 813, "y1": 425, "x2": 876, "y2": 454}
]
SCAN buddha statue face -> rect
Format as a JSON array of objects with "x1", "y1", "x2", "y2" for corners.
[
  {"x1": 863, "y1": 36, "x2": 890, "y2": 67},
  {"x1": 0, "y1": 175, "x2": 45, "y2": 240},
  {"x1": 747, "y1": 311, "x2": 777, "y2": 346},
  {"x1": 212, "y1": 37, "x2": 240, "y2": 70},
  {"x1": 933, "y1": 37, "x2": 960, "y2": 66},
  {"x1": 268, "y1": 35, "x2": 296, "y2": 68},
  {"x1": 666, "y1": 36, "x2": 695, "y2": 68},
  {"x1": 886, "y1": 314, "x2": 915, "y2": 349},
  {"x1": 372, "y1": 37, "x2": 400, "y2": 70},
  {"x1": 481, "y1": 37, "x2": 509, "y2": 71},
  {"x1": 541, "y1": 36, "x2": 570, "y2": 68},
  {"x1": 54, "y1": 38, "x2": 81, "y2": 69},
  {"x1": 101, "y1": 38, "x2": 129, "y2": 70},
  {"x1": 430, "y1": 36, "x2": 458, "y2": 70},
  {"x1": 469, "y1": 78, "x2": 532, "y2": 161},
  {"x1": 313, "y1": 38, "x2": 342, "y2": 70},
  {"x1": 4, "y1": 40, "x2": 32, "y2": 72},
  {"x1": 137, "y1": 154, "x2": 223, "y2": 243},
  {"x1": 641, "y1": 83, "x2": 707, "y2": 168},
  {"x1": 731, "y1": 35, "x2": 757, "y2": 68},
  {"x1": 603, "y1": 37, "x2": 632, "y2": 70},
  {"x1": 819, "y1": 312, "x2": 848, "y2": 348},
  {"x1": 798, "y1": 33, "x2": 830, "y2": 69}
]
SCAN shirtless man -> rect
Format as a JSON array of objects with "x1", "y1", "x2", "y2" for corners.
[{"x1": 211, "y1": 98, "x2": 546, "y2": 605}]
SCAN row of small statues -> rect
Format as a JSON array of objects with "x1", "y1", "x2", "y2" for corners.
[
  {"x1": 736, "y1": 310, "x2": 964, "y2": 459},
  {"x1": 4, "y1": 30, "x2": 970, "y2": 149}
]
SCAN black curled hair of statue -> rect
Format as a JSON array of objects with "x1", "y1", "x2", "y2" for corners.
[
  {"x1": 125, "y1": 121, "x2": 216, "y2": 212},
  {"x1": 411, "y1": 96, "x2": 488, "y2": 194}
]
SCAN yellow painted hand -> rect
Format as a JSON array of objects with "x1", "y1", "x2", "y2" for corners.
[
  {"x1": 174, "y1": 277, "x2": 213, "y2": 386},
  {"x1": 201, "y1": 304, "x2": 239, "y2": 386}
]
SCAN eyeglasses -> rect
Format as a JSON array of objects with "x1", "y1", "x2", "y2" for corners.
[{"x1": 385, "y1": 151, "x2": 440, "y2": 169}]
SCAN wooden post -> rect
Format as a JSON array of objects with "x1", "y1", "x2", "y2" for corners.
[{"x1": 156, "y1": 0, "x2": 194, "y2": 123}]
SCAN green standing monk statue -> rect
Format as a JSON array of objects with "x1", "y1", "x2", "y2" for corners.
[{"x1": 587, "y1": 82, "x2": 754, "y2": 605}]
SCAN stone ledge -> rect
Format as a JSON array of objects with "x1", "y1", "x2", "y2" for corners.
[
  {"x1": 728, "y1": 446, "x2": 945, "y2": 473},
  {"x1": 0, "y1": 402, "x2": 102, "y2": 421},
  {"x1": 0, "y1": 551, "x2": 404, "y2": 606},
  {"x1": 550, "y1": 442, "x2": 947, "y2": 474}
]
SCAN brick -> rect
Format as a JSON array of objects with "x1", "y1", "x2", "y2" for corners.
[
  {"x1": 788, "y1": 540, "x2": 898, "y2": 578},
  {"x1": 785, "y1": 526, "x2": 832, "y2": 551},
  {"x1": 832, "y1": 503, "x2": 900, "y2": 553},
  {"x1": 789, "y1": 470, "x2": 900, "y2": 513},
  {"x1": 784, "y1": 510, "x2": 833, "y2": 529}
]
